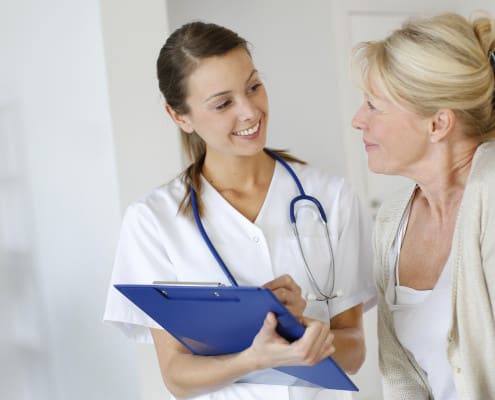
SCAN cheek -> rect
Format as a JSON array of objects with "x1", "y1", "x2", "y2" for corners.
[
  {"x1": 195, "y1": 112, "x2": 231, "y2": 132},
  {"x1": 368, "y1": 121, "x2": 389, "y2": 142},
  {"x1": 254, "y1": 89, "x2": 269, "y2": 111}
]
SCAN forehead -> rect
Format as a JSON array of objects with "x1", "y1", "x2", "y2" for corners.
[
  {"x1": 186, "y1": 48, "x2": 255, "y2": 101},
  {"x1": 365, "y1": 71, "x2": 411, "y2": 113}
]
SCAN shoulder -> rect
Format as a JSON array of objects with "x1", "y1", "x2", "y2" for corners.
[
  {"x1": 373, "y1": 184, "x2": 415, "y2": 250},
  {"x1": 286, "y1": 163, "x2": 369, "y2": 232},
  {"x1": 375, "y1": 185, "x2": 415, "y2": 225},
  {"x1": 289, "y1": 162, "x2": 347, "y2": 195},
  {"x1": 459, "y1": 142, "x2": 495, "y2": 237},
  {"x1": 123, "y1": 174, "x2": 186, "y2": 226},
  {"x1": 467, "y1": 141, "x2": 495, "y2": 188},
  {"x1": 462, "y1": 141, "x2": 495, "y2": 216}
]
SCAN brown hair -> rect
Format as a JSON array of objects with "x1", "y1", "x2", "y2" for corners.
[{"x1": 157, "y1": 21, "x2": 304, "y2": 216}]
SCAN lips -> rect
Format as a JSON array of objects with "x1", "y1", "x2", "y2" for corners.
[{"x1": 363, "y1": 139, "x2": 378, "y2": 151}]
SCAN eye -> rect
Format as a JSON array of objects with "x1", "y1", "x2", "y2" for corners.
[
  {"x1": 215, "y1": 100, "x2": 232, "y2": 110},
  {"x1": 248, "y1": 82, "x2": 263, "y2": 94},
  {"x1": 367, "y1": 100, "x2": 377, "y2": 111}
]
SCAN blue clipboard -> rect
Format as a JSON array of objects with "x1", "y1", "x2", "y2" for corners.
[{"x1": 114, "y1": 283, "x2": 358, "y2": 391}]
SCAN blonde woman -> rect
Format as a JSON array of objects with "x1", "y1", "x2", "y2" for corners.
[{"x1": 352, "y1": 12, "x2": 495, "y2": 400}]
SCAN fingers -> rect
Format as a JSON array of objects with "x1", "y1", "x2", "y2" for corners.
[
  {"x1": 261, "y1": 312, "x2": 277, "y2": 332},
  {"x1": 263, "y1": 275, "x2": 306, "y2": 319},
  {"x1": 248, "y1": 314, "x2": 334, "y2": 370},
  {"x1": 294, "y1": 318, "x2": 335, "y2": 365},
  {"x1": 247, "y1": 312, "x2": 291, "y2": 370},
  {"x1": 274, "y1": 288, "x2": 306, "y2": 320},
  {"x1": 255, "y1": 312, "x2": 287, "y2": 345},
  {"x1": 263, "y1": 274, "x2": 301, "y2": 296}
]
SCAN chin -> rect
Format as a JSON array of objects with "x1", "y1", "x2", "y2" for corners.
[
  {"x1": 367, "y1": 161, "x2": 387, "y2": 175},
  {"x1": 235, "y1": 143, "x2": 265, "y2": 158}
]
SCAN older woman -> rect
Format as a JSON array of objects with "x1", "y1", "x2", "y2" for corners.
[{"x1": 351, "y1": 12, "x2": 495, "y2": 400}]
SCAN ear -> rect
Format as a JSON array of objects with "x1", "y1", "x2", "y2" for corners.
[
  {"x1": 428, "y1": 109, "x2": 456, "y2": 143},
  {"x1": 165, "y1": 104, "x2": 194, "y2": 134}
]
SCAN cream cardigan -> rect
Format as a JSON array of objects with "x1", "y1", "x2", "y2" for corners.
[{"x1": 373, "y1": 141, "x2": 495, "y2": 399}]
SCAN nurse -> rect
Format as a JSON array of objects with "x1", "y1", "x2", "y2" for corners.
[{"x1": 104, "y1": 21, "x2": 375, "y2": 400}]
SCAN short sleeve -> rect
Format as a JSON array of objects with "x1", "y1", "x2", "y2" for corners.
[
  {"x1": 103, "y1": 201, "x2": 177, "y2": 343},
  {"x1": 329, "y1": 182, "x2": 376, "y2": 318}
]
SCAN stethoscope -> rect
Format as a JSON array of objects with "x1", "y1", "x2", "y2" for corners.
[{"x1": 190, "y1": 149, "x2": 337, "y2": 301}]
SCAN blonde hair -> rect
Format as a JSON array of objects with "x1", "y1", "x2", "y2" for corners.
[{"x1": 351, "y1": 12, "x2": 495, "y2": 139}]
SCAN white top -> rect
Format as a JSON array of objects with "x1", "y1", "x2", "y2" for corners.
[
  {"x1": 387, "y1": 198, "x2": 457, "y2": 400},
  {"x1": 103, "y1": 160, "x2": 376, "y2": 400}
]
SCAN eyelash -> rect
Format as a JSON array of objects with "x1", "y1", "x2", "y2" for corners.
[
  {"x1": 215, "y1": 100, "x2": 232, "y2": 110},
  {"x1": 214, "y1": 82, "x2": 263, "y2": 111},
  {"x1": 248, "y1": 82, "x2": 263, "y2": 94}
]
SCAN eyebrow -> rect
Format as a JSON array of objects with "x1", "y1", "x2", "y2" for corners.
[{"x1": 203, "y1": 69, "x2": 258, "y2": 103}]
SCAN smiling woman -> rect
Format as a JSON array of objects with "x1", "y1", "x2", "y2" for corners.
[
  {"x1": 104, "y1": 21, "x2": 375, "y2": 400},
  {"x1": 168, "y1": 48, "x2": 269, "y2": 163}
]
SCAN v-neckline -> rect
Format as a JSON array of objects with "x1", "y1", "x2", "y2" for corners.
[{"x1": 200, "y1": 160, "x2": 281, "y2": 225}]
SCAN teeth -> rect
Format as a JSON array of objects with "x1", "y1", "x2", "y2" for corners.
[{"x1": 233, "y1": 121, "x2": 259, "y2": 136}]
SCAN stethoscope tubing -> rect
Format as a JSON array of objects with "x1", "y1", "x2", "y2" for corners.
[
  {"x1": 190, "y1": 148, "x2": 335, "y2": 300},
  {"x1": 190, "y1": 187, "x2": 239, "y2": 286}
]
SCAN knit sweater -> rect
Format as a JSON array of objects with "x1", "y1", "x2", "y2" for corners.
[{"x1": 373, "y1": 141, "x2": 495, "y2": 399}]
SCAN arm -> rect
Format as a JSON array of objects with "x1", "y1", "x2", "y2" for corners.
[
  {"x1": 151, "y1": 327, "x2": 255, "y2": 399},
  {"x1": 318, "y1": 183, "x2": 370, "y2": 374},
  {"x1": 330, "y1": 304, "x2": 365, "y2": 374},
  {"x1": 151, "y1": 313, "x2": 334, "y2": 399}
]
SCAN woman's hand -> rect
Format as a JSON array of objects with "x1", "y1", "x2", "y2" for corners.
[
  {"x1": 262, "y1": 274, "x2": 306, "y2": 320},
  {"x1": 244, "y1": 312, "x2": 335, "y2": 370}
]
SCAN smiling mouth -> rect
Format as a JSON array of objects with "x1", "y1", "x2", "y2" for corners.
[{"x1": 232, "y1": 121, "x2": 260, "y2": 136}]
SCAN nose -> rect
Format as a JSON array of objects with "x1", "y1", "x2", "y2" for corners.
[
  {"x1": 352, "y1": 103, "x2": 366, "y2": 131},
  {"x1": 237, "y1": 96, "x2": 256, "y2": 122}
]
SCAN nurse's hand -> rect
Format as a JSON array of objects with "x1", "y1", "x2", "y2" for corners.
[
  {"x1": 245, "y1": 312, "x2": 335, "y2": 369},
  {"x1": 262, "y1": 274, "x2": 306, "y2": 321}
]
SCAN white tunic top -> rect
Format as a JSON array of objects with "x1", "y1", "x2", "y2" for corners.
[
  {"x1": 387, "y1": 197, "x2": 457, "y2": 400},
  {"x1": 103, "y1": 160, "x2": 376, "y2": 400}
]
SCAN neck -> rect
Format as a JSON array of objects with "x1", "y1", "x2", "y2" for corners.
[
  {"x1": 411, "y1": 140, "x2": 479, "y2": 222},
  {"x1": 202, "y1": 150, "x2": 275, "y2": 192}
]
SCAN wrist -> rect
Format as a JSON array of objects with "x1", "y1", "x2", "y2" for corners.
[{"x1": 238, "y1": 346, "x2": 264, "y2": 372}]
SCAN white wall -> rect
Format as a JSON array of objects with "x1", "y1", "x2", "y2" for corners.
[
  {"x1": 99, "y1": 0, "x2": 181, "y2": 208},
  {"x1": 460, "y1": 0, "x2": 495, "y2": 15},
  {"x1": 0, "y1": 0, "x2": 139, "y2": 399},
  {"x1": 99, "y1": 1, "x2": 181, "y2": 399}
]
